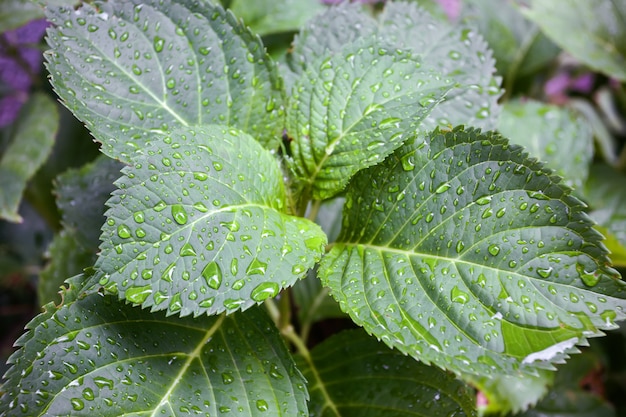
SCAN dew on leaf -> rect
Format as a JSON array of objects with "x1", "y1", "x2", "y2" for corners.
[
  {"x1": 451, "y1": 286, "x2": 469, "y2": 304},
  {"x1": 202, "y1": 262, "x2": 222, "y2": 289},
  {"x1": 250, "y1": 282, "x2": 280, "y2": 302},
  {"x1": 223, "y1": 298, "x2": 245, "y2": 309},
  {"x1": 169, "y1": 293, "x2": 183, "y2": 312},
  {"x1": 70, "y1": 398, "x2": 84, "y2": 411},
  {"x1": 171, "y1": 204, "x2": 188, "y2": 225},
  {"x1": 126, "y1": 285, "x2": 152, "y2": 304},
  {"x1": 246, "y1": 258, "x2": 268, "y2": 275},
  {"x1": 576, "y1": 263, "x2": 600, "y2": 287},
  {"x1": 221, "y1": 372, "x2": 234, "y2": 384},
  {"x1": 154, "y1": 201, "x2": 167, "y2": 212},
  {"x1": 435, "y1": 182, "x2": 451, "y2": 194},
  {"x1": 199, "y1": 298, "x2": 215, "y2": 308},
  {"x1": 400, "y1": 152, "x2": 415, "y2": 171},
  {"x1": 179, "y1": 243, "x2": 197, "y2": 257},
  {"x1": 117, "y1": 224, "x2": 131, "y2": 239},
  {"x1": 256, "y1": 399, "x2": 269, "y2": 412},
  {"x1": 488, "y1": 244, "x2": 500, "y2": 256},
  {"x1": 537, "y1": 267, "x2": 553, "y2": 278},
  {"x1": 153, "y1": 36, "x2": 165, "y2": 52}
]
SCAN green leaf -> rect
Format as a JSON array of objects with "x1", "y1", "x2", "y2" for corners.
[
  {"x1": 228, "y1": 0, "x2": 325, "y2": 36},
  {"x1": 583, "y1": 164, "x2": 626, "y2": 265},
  {"x1": 474, "y1": 371, "x2": 554, "y2": 415},
  {"x1": 0, "y1": 92, "x2": 58, "y2": 222},
  {"x1": 377, "y1": 1, "x2": 502, "y2": 131},
  {"x1": 498, "y1": 99, "x2": 593, "y2": 190},
  {"x1": 0, "y1": 0, "x2": 44, "y2": 31},
  {"x1": 286, "y1": 3, "x2": 377, "y2": 76},
  {"x1": 56, "y1": 155, "x2": 124, "y2": 249},
  {"x1": 521, "y1": 0, "x2": 626, "y2": 81},
  {"x1": 295, "y1": 329, "x2": 477, "y2": 417},
  {"x1": 0, "y1": 290, "x2": 308, "y2": 416},
  {"x1": 39, "y1": 155, "x2": 123, "y2": 304},
  {"x1": 319, "y1": 127, "x2": 626, "y2": 380},
  {"x1": 461, "y1": 0, "x2": 560, "y2": 81},
  {"x1": 45, "y1": 0, "x2": 285, "y2": 162},
  {"x1": 39, "y1": 230, "x2": 94, "y2": 304},
  {"x1": 287, "y1": 35, "x2": 453, "y2": 200},
  {"x1": 91, "y1": 125, "x2": 326, "y2": 317}
]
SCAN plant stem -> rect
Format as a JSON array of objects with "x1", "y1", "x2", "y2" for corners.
[{"x1": 308, "y1": 199, "x2": 322, "y2": 222}]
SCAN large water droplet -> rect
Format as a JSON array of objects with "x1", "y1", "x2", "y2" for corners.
[
  {"x1": 488, "y1": 244, "x2": 500, "y2": 256},
  {"x1": 171, "y1": 204, "x2": 188, "y2": 225},
  {"x1": 451, "y1": 286, "x2": 469, "y2": 304},
  {"x1": 251, "y1": 282, "x2": 280, "y2": 302},
  {"x1": 126, "y1": 285, "x2": 152, "y2": 304},
  {"x1": 246, "y1": 258, "x2": 268, "y2": 275},
  {"x1": 256, "y1": 399, "x2": 269, "y2": 412},
  {"x1": 576, "y1": 263, "x2": 600, "y2": 287},
  {"x1": 202, "y1": 262, "x2": 222, "y2": 289},
  {"x1": 117, "y1": 224, "x2": 131, "y2": 239},
  {"x1": 179, "y1": 243, "x2": 197, "y2": 257}
]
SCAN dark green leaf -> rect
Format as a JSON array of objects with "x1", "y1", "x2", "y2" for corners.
[
  {"x1": 296, "y1": 329, "x2": 477, "y2": 417},
  {"x1": 319, "y1": 127, "x2": 626, "y2": 380},
  {"x1": 287, "y1": 35, "x2": 452, "y2": 200},
  {"x1": 92, "y1": 125, "x2": 326, "y2": 316},
  {"x1": 0, "y1": 93, "x2": 58, "y2": 222},
  {"x1": 498, "y1": 99, "x2": 593, "y2": 190},
  {"x1": 39, "y1": 230, "x2": 94, "y2": 304},
  {"x1": 55, "y1": 155, "x2": 124, "y2": 249},
  {"x1": 583, "y1": 164, "x2": 626, "y2": 265},
  {"x1": 45, "y1": 0, "x2": 285, "y2": 162},
  {"x1": 521, "y1": 0, "x2": 626, "y2": 81},
  {"x1": 0, "y1": 290, "x2": 308, "y2": 416},
  {"x1": 228, "y1": 0, "x2": 325, "y2": 36}
]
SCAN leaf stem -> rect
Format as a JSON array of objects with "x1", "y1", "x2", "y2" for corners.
[{"x1": 308, "y1": 199, "x2": 322, "y2": 222}]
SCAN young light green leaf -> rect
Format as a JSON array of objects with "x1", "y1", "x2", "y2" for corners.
[
  {"x1": 0, "y1": 290, "x2": 308, "y2": 416},
  {"x1": 498, "y1": 99, "x2": 593, "y2": 190},
  {"x1": 378, "y1": 1, "x2": 502, "y2": 131},
  {"x1": 521, "y1": 0, "x2": 626, "y2": 81},
  {"x1": 287, "y1": 35, "x2": 453, "y2": 200},
  {"x1": 319, "y1": 127, "x2": 626, "y2": 379},
  {"x1": 0, "y1": 93, "x2": 58, "y2": 222},
  {"x1": 91, "y1": 125, "x2": 326, "y2": 317},
  {"x1": 45, "y1": 0, "x2": 284, "y2": 162},
  {"x1": 295, "y1": 329, "x2": 477, "y2": 417}
]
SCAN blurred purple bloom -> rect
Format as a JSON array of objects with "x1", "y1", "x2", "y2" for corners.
[
  {"x1": 0, "y1": 19, "x2": 49, "y2": 128},
  {"x1": 436, "y1": 0, "x2": 461, "y2": 21}
]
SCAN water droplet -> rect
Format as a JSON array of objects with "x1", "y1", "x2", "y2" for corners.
[
  {"x1": 476, "y1": 196, "x2": 491, "y2": 205},
  {"x1": 202, "y1": 262, "x2": 222, "y2": 289},
  {"x1": 70, "y1": 398, "x2": 84, "y2": 411},
  {"x1": 171, "y1": 204, "x2": 188, "y2": 225},
  {"x1": 133, "y1": 211, "x2": 145, "y2": 223},
  {"x1": 488, "y1": 244, "x2": 500, "y2": 256},
  {"x1": 154, "y1": 201, "x2": 167, "y2": 212},
  {"x1": 537, "y1": 267, "x2": 552, "y2": 279},
  {"x1": 169, "y1": 293, "x2": 182, "y2": 312},
  {"x1": 212, "y1": 161, "x2": 223, "y2": 171},
  {"x1": 256, "y1": 399, "x2": 269, "y2": 412},
  {"x1": 126, "y1": 285, "x2": 152, "y2": 304},
  {"x1": 251, "y1": 282, "x2": 280, "y2": 302},
  {"x1": 223, "y1": 298, "x2": 245, "y2": 309},
  {"x1": 154, "y1": 36, "x2": 165, "y2": 52},
  {"x1": 576, "y1": 263, "x2": 600, "y2": 287},
  {"x1": 94, "y1": 376, "x2": 114, "y2": 389},
  {"x1": 222, "y1": 372, "x2": 234, "y2": 384},
  {"x1": 455, "y1": 241, "x2": 465, "y2": 253},
  {"x1": 496, "y1": 208, "x2": 506, "y2": 218},
  {"x1": 246, "y1": 258, "x2": 268, "y2": 275},
  {"x1": 451, "y1": 286, "x2": 469, "y2": 304},
  {"x1": 117, "y1": 224, "x2": 131, "y2": 239},
  {"x1": 82, "y1": 387, "x2": 95, "y2": 401},
  {"x1": 179, "y1": 243, "x2": 196, "y2": 257},
  {"x1": 435, "y1": 182, "x2": 451, "y2": 194},
  {"x1": 400, "y1": 152, "x2": 415, "y2": 171}
]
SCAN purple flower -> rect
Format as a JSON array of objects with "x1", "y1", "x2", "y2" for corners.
[{"x1": 0, "y1": 19, "x2": 49, "y2": 128}]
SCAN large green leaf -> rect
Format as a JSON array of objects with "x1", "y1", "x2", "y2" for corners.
[
  {"x1": 295, "y1": 329, "x2": 477, "y2": 417},
  {"x1": 0, "y1": 288, "x2": 308, "y2": 416},
  {"x1": 91, "y1": 125, "x2": 326, "y2": 317},
  {"x1": 377, "y1": 1, "x2": 502, "y2": 131},
  {"x1": 498, "y1": 99, "x2": 593, "y2": 190},
  {"x1": 0, "y1": 93, "x2": 58, "y2": 222},
  {"x1": 319, "y1": 127, "x2": 626, "y2": 380},
  {"x1": 521, "y1": 0, "x2": 626, "y2": 81},
  {"x1": 286, "y1": 35, "x2": 452, "y2": 200},
  {"x1": 45, "y1": 0, "x2": 285, "y2": 162}
]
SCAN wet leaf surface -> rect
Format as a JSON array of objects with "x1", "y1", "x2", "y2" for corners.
[
  {"x1": 319, "y1": 127, "x2": 626, "y2": 379},
  {"x1": 0, "y1": 287, "x2": 307, "y2": 416},
  {"x1": 45, "y1": 0, "x2": 285, "y2": 161},
  {"x1": 91, "y1": 125, "x2": 326, "y2": 317}
]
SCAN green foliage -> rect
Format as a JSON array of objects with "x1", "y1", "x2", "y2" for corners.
[
  {"x1": 521, "y1": 0, "x2": 626, "y2": 81},
  {"x1": 2, "y1": 1, "x2": 626, "y2": 416}
]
